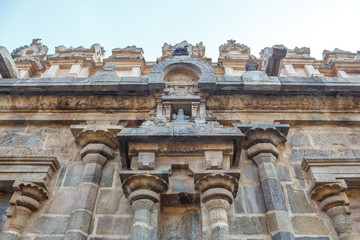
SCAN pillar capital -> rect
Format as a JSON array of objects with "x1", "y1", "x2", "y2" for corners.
[
  {"x1": 194, "y1": 172, "x2": 239, "y2": 204},
  {"x1": 71, "y1": 124, "x2": 122, "y2": 149},
  {"x1": 121, "y1": 173, "x2": 169, "y2": 203},
  {"x1": 4, "y1": 181, "x2": 48, "y2": 235},
  {"x1": 239, "y1": 124, "x2": 289, "y2": 149},
  {"x1": 310, "y1": 180, "x2": 347, "y2": 201}
]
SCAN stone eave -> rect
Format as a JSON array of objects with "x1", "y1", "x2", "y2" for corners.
[
  {"x1": 1, "y1": 75, "x2": 360, "y2": 96},
  {"x1": 117, "y1": 124, "x2": 244, "y2": 169}
]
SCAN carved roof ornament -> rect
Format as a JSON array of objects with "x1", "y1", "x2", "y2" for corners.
[
  {"x1": 110, "y1": 45, "x2": 144, "y2": 59},
  {"x1": 219, "y1": 39, "x2": 250, "y2": 59},
  {"x1": 162, "y1": 41, "x2": 205, "y2": 58},
  {"x1": 245, "y1": 55, "x2": 259, "y2": 71},
  {"x1": 286, "y1": 47, "x2": 311, "y2": 58},
  {"x1": 322, "y1": 48, "x2": 357, "y2": 65},
  {"x1": 11, "y1": 38, "x2": 48, "y2": 59},
  {"x1": 70, "y1": 124, "x2": 123, "y2": 149}
]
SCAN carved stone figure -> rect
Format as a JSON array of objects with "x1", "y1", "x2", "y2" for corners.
[{"x1": 172, "y1": 41, "x2": 192, "y2": 56}]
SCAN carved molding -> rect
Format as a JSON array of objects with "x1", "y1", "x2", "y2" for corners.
[{"x1": 0, "y1": 156, "x2": 59, "y2": 188}]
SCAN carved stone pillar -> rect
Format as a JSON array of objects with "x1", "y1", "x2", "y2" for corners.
[
  {"x1": 195, "y1": 172, "x2": 239, "y2": 240},
  {"x1": 311, "y1": 181, "x2": 360, "y2": 240},
  {"x1": 2, "y1": 182, "x2": 48, "y2": 239},
  {"x1": 64, "y1": 125, "x2": 122, "y2": 240},
  {"x1": 241, "y1": 125, "x2": 295, "y2": 240},
  {"x1": 121, "y1": 173, "x2": 169, "y2": 240}
]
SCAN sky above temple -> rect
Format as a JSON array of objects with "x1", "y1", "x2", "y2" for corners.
[{"x1": 0, "y1": 0, "x2": 359, "y2": 62}]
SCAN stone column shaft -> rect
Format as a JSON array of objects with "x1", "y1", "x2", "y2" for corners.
[
  {"x1": 131, "y1": 199, "x2": 155, "y2": 240},
  {"x1": 205, "y1": 198, "x2": 230, "y2": 240}
]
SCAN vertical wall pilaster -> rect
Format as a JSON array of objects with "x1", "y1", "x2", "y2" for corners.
[
  {"x1": 64, "y1": 125, "x2": 122, "y2": 240},
  {"x1": 241, "y1": 125, "x2": 295, "y2": 240}
]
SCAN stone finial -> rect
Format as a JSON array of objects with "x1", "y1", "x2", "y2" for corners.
[
  {"x1": 50, "y1": 43, "x2": 104, "y2": 62},
  {"x1": 245, "y1": 55, "x2": 259, "y2": 71},
  {"x1": 0, "y1": 47, "x2": 21, "y2": 78},
  {"x1": 219, "y1": 40, "x2": 250, "y2": 59},
  {"x1": 70, "y1": 125, "x2": 123, "y2": 149}
]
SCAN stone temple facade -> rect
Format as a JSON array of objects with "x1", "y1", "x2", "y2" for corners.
[{"x1": 0, "y1": 39, "x2": 360, "y2": 240}]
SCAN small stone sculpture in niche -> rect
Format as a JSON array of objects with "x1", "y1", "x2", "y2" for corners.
[{"x1": 172, "y1": 108, "x2": 190, "y2": 124}]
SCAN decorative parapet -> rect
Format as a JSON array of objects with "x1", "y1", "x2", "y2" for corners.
[
  {"x1": 219, "y1": 40, "x2": 250, "y2": 59},
  {"x1": 51, "y1": 44, "x2": 104, "y2": 63},
  {"x1": 109, "y1": 46, "x2": 144, "y2": 59},
  {"x1": 286, "y1": 47, "x2": 311, "y2": 58},
  {"x1": 11, "y1": 38, "x2": 48, "y2": 61},
  {"x1": 322, "y1": 48, "x2": 357, "y2": 65}
]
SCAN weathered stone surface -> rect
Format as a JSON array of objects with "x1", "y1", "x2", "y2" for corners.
[
  {"x1": 56, "y1": 165, "x2": 67, "y2": 186},
  {"x1": 267, "y1": 211, "x2": 294, "y2": 234},
  {"x1": 289, "y1": 132, "x2": 311, "y2": 147},
  {"x1": 286, "y1": 185, "x2": 315, "y2": 213},
  {"x1": 89, "y1": 238, "x2": 129, "y2": 240},
  {"x1": 276, "y1": 165, "x2": 291, "y2": 182},
  {"x1": 63, "y1": 231, "x2": 87, "y2": 240},
  {"x1": 293, "y1": 164, "x2": 305, "y2": 180},
  {"x1": 63, "y1": 163, "x2": 83, "y2": 186},
  {"x1": 261, "y1": 179, "x2": 288, "y2": 211},
  {"x1": 34, "y1": 237, "x2": 64, "y2": 240},
  {"x1": 31, "y1": 216, "x2": 69, "y2": 234},
  {"x1": 67, "y1": 209, "x2": 92, "y2": 232},
  {"x1": 292, "y1": 216, "x2": 329, "y2": 235},
  {"x1": 295, "y1": 238, "x2": 329, "y2": 240},
  {"x1": 96, "y1": 189, "x2": 123, "y2": 214},
  {"x1": 99, "y1": 163, "x2": 115, "y2": 187},
  {"x1": 229, "y1": 216, "x2": 269, "y2": 235},
  {"x1": 234, "y1": 185, "x2": 266, "y2": 213},
  {"x1": 290, "y1": 149, "x2": 335, "y2": 162},
  {"x1": 0, "y1": 46, "x2": 20, "y2": 78},
  {"x1": 242, "y1": 162, "x2": 260, "y2": 182},
  {"x1": 43, "y1": 188, "x2": 78, "y2": 214},
  {"x1": 96, "y1": 216, "x2": 132, "y2": 235},
  {"x1": 272, "y1": 231, "x2": 295, "y2": 240}
]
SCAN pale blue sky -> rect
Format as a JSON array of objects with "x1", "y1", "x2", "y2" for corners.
[{"x1": 0, "y1": 0, "x2": 359, "y2": 61}]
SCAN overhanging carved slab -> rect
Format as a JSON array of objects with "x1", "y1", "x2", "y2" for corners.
[
  {"x1": 0, "y1": 156, "x2": 60, "y2": 189},
  {"x1": 302, "y1": 157, "x2": 360, "y2": 189}
]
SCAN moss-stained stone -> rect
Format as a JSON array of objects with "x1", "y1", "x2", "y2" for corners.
[
  {"x1": 234, "y1": 185, "x2": 266, "y2": 213},
  {"x1": 100, "y1": 163, "x2": 115, "y2": 187},
  {"x1": 291, "y1": 216, "x2": 329, "y2": 235},
  {"x1": 96, "y1": 189, "x2": 123, "y2": 214},
  {"x1": 64, "y1": 163, "x2": 84, "y2": 187},
  {"x1": 286, "y1": 185, "x2": 315, "y2": 213},
  {"x1": 96, "y1": 216, "x2": 132, "y2": 235},
  {"x1": 31, "y1": 216, "x2": 69, "y2": 234},
  {"x1": 229, "y1": 216, "x2": 269, "y2": 235}
]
